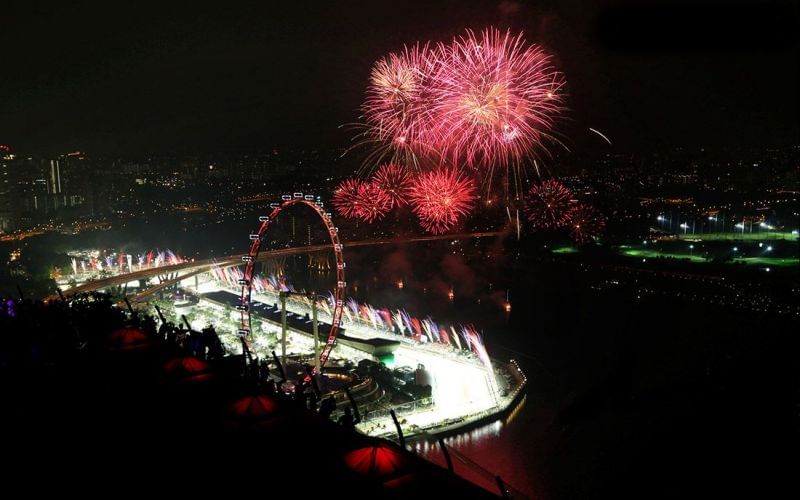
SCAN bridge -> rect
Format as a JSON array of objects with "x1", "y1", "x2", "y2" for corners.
[{"x1": 48, "y1": 231, "x2": 504, "y2": 303}]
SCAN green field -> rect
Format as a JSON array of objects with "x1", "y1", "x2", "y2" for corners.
[
  {"x1": 732, "y1": 257, "x2": 800, "y2": 267},
  {"x1": 621, "y1": 248, "x2": 708, "y2": 263},
  {"x1": 675, "y1": 231, "x2": 798, "y2": 242},
  {"x1": 552, "y1": 246, "x2": 579, "y2": 254},
  {"x1": 620, "y1": 246, "x2": 799, "y2": 267}
]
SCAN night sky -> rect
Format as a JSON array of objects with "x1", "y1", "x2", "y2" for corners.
[{"x1": 1, "y1": 0, "x2": 797, "y2": 155}]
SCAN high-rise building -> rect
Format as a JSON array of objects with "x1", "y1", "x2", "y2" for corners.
[
  {"x1": 0, "y1": 146, "x2": 18, "y2": 231},
  {"x1": 48, "y1": 159, "x2": 62, "y2": 194}
]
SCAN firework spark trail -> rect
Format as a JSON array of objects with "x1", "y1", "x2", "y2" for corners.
[
  {"x1": 448, "y1": 327, "x2": 460, "y2": 350},
  {"x1": 589, "y1": 127, "x2": 612, "y2": 145},
  {"x1": 409, "y1": 167, "x2": 477, "y2": 234},
  {"x1": 524, "y1": 179, "x2": 574, "y2": 229}
]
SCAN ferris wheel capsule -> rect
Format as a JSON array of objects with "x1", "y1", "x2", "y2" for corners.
[
  {"x1": 293, "y1": 192, "x2": 303, "y2": 198},
  {"x1": 281, "y1": 194, "x2": 292, "y2": 201},
  {"x1": 304, "y1": 194, "x2": 315, "y2": 201},
  {"x1": 258, "y1": 216, "x2": 270, "y2": 222}
]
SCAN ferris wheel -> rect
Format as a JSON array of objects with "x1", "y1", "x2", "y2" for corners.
[{"x1": 237, "y1": 193, "x2": 346, "y2": 370}]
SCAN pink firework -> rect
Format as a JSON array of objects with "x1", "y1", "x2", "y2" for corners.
[
  {"x1": 332, "y1": 179, "x2": 364, "y2": 219},
  {"x1": 568, "y1": 204, "x2": 606, "y2": 244},
  {"x1": 362, "y1": 44, "x2": 437, "y2": 167},
  {"x1": 428, "y1": 28, "x2": 565, "y2": 175},
  {"x1": 371, "y1": 163, "x2": 412, "y2": 208},
  {"x1": 353, "y1": 181, "x2": 392, "y2": 223},
  {"x1": 409, "y1": 168, "x2": 476, "y2": 234},
  {"x1": 524, "y1": 179, "x2": 574, "y2": 229}
]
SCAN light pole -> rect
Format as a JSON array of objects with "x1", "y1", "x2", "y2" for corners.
[
  {"x1": 280, "y1": 292, "x2": 288, "y2": 368},
  {"x1": 311, "y1": 294, "x2": 320, "y2": 375}
]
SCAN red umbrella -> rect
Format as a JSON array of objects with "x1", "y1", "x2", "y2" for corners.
[
  {"x1": 163, "y1": 356, "x2": 211, "y2": 384},
  {"x1": 108, "y1": 327, "x2": 151, "y2": 351},
  {"x1": 344, "y1": 442, "x2": 412, "y2": 478},
  {"x1": 229, "y1": 395, "x2": 277, "y2": 420},
  {"x1": 224, "y1": 394, "x2": 280, "y2": 430}
]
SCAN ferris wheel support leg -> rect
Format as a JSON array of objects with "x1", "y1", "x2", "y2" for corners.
[
  {"x1": 312, "y1": 298, "x2": 320, "y2": 375},
  {"x1": 280, "y1": 292, "x2": 288, "y2": 371}
]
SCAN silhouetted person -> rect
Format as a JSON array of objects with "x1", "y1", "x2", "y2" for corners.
[
  {"x1": 337, "y1": 406, "x2": 355, "y2": 431},
  {"x1": 319, "y1": 396, "x2": 336, "y2": 419},
  {"x1": 258, "y1": 360, "x2": 270, "y2": 380}
]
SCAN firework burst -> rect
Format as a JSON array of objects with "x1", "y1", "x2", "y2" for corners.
[
  {"x1": 428, "y1": 28, "x2": 565, "y2": 178},
  {"x1": 524, "y1": 179, "x2": 574, "y2": 229},
  {"x1": 360, "y1": 44, "x2": 437, "y2": 168},
  {"x1": 409, "y1": 168, "x2": 476, "y2": 234},
  {"x1": 332, "y1": 179, "x2": 364, "y2": 219},
  {"x1": 568, "y1": 203, "x2": 606, "y2": 244},
  {"x1": 371, "y1": 163, "x2": 412, "y2": 208},
  {"x1": 353, "y1": 181, "x2": 392, "y2": 223}
]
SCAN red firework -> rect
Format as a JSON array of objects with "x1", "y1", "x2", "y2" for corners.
[
  {"x1": 353, "y1": 181, "x2": 392, "y2": 223},
  {"x1": 408, "y1": 168, "x2": 476, "y2": 234},
  {"x1": 429, "y1": 28, "x2": 564, "y2": 174},
  {"x1": 524, "y1": 180, "x2": 574, "y2": 229},
  {"x1": 332, "y1": 179, "x2": 364, "y2": 219},
  {"x1": 362, "y1": 44, "x2": 437, "y2": 166},
  {"x1": 568, "y1": 204, "x2": 606, "y2": 244},
  {"x1": 371, "y1": 163, "x2": 412, "y2": 208}
]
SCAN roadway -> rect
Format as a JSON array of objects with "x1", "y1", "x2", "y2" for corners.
[{"x1": 47, "y1": 231, "x2": 504, "y2": 302}]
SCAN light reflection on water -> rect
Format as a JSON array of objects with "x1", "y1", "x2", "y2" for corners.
[
  {"x1": 291, "y1": 254, "x2": 544, "y2": 498},
  {"x1": 410, "y1": 396, "x2": 538, "y2": 499}
]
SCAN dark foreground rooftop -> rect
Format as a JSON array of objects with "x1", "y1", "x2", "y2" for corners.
[{"x1": 0, "y1": 293, "x2": 495, "y2": 498}]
